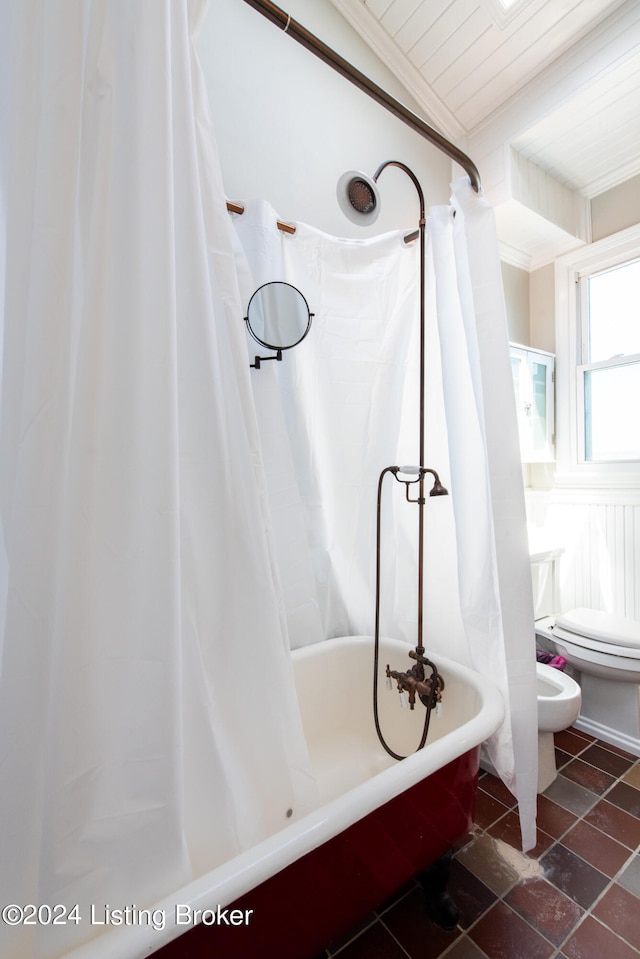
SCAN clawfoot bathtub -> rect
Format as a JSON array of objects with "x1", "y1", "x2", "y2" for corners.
[{"x1": 70, "y1": 635, "x2": 504, "y2": 959}]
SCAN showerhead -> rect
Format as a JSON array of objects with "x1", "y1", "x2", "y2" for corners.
[
  {"x1": 336, "y1": 170, "x2": 381, "y2": 225},
  {"x1": 422, "y1": 467, "x2": 449, "y2": 497},
  {"x1": 428, "y1": 478, "x2": 448, "y2": 497}
]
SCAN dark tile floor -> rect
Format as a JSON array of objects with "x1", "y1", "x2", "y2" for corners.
[{"x1": 318, "y1": 727, "x2": 640, "y2": 959}]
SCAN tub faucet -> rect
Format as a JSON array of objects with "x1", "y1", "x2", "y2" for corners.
[{"x1": 386, "y1": 649, "x2": 444, "y2": 711}]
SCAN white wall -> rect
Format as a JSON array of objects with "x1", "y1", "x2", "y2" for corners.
[
  {"x1": 500, "y1": 261, "x2": 529, "y2": 345},
  {"x1": 591, "y1": 174, "x2": 640, "y2": 243},
  {"x1": 196, "y1": 0, "x2": 453, "y2": 237},
  {"x1": 529, "y1": 264, "x2": 555, "y2": 354}
]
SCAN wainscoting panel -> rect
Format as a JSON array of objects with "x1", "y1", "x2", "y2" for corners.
[{"x1": 526, "y1": 490, "x2": 640, "y2": 622}]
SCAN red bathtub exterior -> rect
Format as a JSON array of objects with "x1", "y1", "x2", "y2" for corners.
[{"x1": 152, "y1": 746, "x2": 480, "y2": 959}]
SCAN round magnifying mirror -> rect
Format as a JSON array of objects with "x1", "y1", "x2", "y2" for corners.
[{"x1": 245, "y1": 281, "x2": 312, "y2": 351}]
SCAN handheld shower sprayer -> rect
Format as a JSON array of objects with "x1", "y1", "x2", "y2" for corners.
[{"x1": 392, "y1": 466, "x2": 449, "y2": 502}]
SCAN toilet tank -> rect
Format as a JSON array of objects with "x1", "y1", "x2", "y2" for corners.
[
  {"x1": 531, "y1": 560, "x2": 555, "y2": 619},
  {"x1": 528, "y1": 527, "x2": 564, "y2": 620}
]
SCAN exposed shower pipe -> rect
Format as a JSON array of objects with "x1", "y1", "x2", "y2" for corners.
[
  {"x1": 238, "y1": 0, "x2": 482, "y2": 193},
  {"x1": 337, "y1": 162, "x2": 448, "y2": 759},
  {"x1": 373, "y1": 162, "x2": 428, "y2": 648}
]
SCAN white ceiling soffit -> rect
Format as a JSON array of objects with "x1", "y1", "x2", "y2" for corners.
[
  {"x1": 329, "y1": 0, "x2": 632, "y2": 142},
  {"x1": 496, "y1": 201, "x2": 587, "y2": 271},
  {"x1": 511, "y1": 51, "x2": 640, "y2": 198}
]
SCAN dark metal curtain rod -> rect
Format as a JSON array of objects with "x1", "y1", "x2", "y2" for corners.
[{"x1": 239, "y1": 0, "x2": 481, "y2": 193}]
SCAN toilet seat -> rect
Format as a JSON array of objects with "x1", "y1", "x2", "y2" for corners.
[
  {"x1": 552, "y1": 627, "x2": 640, "y2": 662},
  {"x1": 554, "y1": 608, "x2": 640, "y2": 656},
  {"x1": 551, "y1": 607, "x2": 640, "y2": 680},
  {"x1": 543, "y1": 608, "x2": 640, "y2": 753}
]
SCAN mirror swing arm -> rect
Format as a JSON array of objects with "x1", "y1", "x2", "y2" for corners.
[{"x1": 247, "y1": 346, "x2": 283, "y2": 370}]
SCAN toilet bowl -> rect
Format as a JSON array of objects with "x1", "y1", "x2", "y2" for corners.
[
  {"x1": 537, "y1": 662, "x2": 582, "y2": 731},
  {"x1": 480, "y1": 660, "x2": 581, "y2": 791},
  {"x1": 537, "y1": 607, "x2": 640, "y2": 756},
  {"x1": 536, "y1": 662, "x2": 581, "y2": 792}
]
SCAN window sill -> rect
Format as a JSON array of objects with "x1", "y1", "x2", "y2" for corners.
[{"x1": 550, "y1": 470, "x2": 640, "y2": 502}]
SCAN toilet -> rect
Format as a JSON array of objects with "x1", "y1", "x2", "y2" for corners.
[
  {"x1": 536, "y1": 661, "x2": 581, "y2": 792},
  {"x1": 537, "y1": 608, "x2": 640, "y2": 756},
  {"x1": 479, "y1": 660, "x2": 581, "y2": 791}
]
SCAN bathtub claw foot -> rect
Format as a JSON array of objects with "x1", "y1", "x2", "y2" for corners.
[
  {"x1": 424, "y1": 890, "x2": 459, "y2": 931},
  {"x1": 417, "y1": 849, "x2": 460, "y2": 932}
]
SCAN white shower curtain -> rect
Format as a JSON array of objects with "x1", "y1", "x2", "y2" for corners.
[
  {"x1": 233, "y1": 184, "x2": 537, "y2": 850},
  {"x1": 233, "y1": 201, "x2": 424, "y2": 648},
  {"x1": 431, "y1": 180, "x2": 538, "y2": 851},
  {"x1": 0, "y1": 3, "x2": 316, "y2": 957}
]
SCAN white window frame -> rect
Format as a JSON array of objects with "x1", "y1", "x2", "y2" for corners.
[{"x1": 554, "y1": 222, "x2": 640, "y2": 488}]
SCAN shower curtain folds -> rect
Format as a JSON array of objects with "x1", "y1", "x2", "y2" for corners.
[
  {"x1": 430, "y1": 181, "x2": 538, "y2": 851},
  {"x1": 0, "y1": 2, "x2": 316, "y2": 957},
  {"x1": 233, "y1": 188, "x2": 537, "y2": 852}
]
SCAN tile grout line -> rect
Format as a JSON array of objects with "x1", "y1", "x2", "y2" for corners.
[
  {"x1": 536, "y1": 755, "x2": 640, "y2": 954},
  {"x1": 377, "y1": 915, "x2": 421, "y2": 959},
  {"x1": 327, "y1": 731, "x2": 640, "y2": 959},
  {"x1": 329, "y1": 881, "x2": 420, "y2": 957},
  {"x1": 466, "y1": 741, "x2": 640, "y2": 959}
]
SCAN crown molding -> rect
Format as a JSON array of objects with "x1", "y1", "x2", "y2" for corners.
[
  {"x1": 499, "y1": 241, "x2": 532, "y2": 271},
  {"x1": 581, "y1": 155, "x2": 640, "y2": 200},
  {"x1": 555, "y1": 220, "x2": 640, "y2": 269}
]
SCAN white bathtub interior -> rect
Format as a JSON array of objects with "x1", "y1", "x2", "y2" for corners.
[{"x1": 295, "y1": 635, "x2": 486, "y2": 804}]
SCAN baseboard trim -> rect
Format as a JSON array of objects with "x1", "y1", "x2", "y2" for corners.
[{"x1": 573, "y1": 716, "x2": 640, "y2": 758}]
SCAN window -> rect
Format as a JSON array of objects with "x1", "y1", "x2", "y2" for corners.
[
  {"x1": 578, "y1": 258, "x2": 640, "y2": 462},
  {"x1": 555, "y1": 224, "x2": 640, "y2": 486}
]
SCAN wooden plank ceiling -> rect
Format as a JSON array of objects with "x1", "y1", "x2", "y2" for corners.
[{"x1": 330, "y1": 0, "x2": 640, "y2": 200}]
